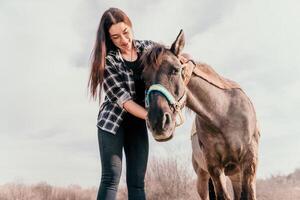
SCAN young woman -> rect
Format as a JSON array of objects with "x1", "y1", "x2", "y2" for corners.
[
  {"x1": 88, "y1": 7, "x2": 193, "y2": 200},
  {"x1": 88, "y1": 7, "x2": 154, "y2": 200}
]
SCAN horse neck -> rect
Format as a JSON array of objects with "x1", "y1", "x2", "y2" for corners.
[{"x1": 185, "y1": 74, "x2": 229, "y2": 127}]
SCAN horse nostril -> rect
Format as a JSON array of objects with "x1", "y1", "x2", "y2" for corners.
[{"x1": 162, "y1": 112, "x2": 172, "y2": 130}]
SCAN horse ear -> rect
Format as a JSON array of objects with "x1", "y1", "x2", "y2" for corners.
[{"x1": 170, "y1": 29, "x2": 185, "y2": 56}]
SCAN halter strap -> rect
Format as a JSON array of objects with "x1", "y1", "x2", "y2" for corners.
[
  {"x1": 145, "y1": 84, "x2": 186, "y2": 126},
  {"x1": 145, "y1": 84, "x2": 176, "y2": 107}
]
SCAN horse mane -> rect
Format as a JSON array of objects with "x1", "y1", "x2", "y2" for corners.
[{"x1": 140, "y1": 43, "x2": 168, "y2": 71}]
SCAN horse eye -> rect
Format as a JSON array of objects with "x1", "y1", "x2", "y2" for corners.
[{"x1": 170, "y1": 68, "x2": 180, "y2": 75}]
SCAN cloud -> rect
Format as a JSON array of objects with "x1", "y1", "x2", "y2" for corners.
[
  {"x1": 1, "y1": 0, "x2": 300, "y2": 187},
  {"x1": 0, "y1": 0, "x2": 100, "y2": 186},
  {"x1": 73, "y1": 0, "x2": 239, "y2": 68},
  {"x1": 185, "y1": 0, "x2": 300, "y2": 136}
]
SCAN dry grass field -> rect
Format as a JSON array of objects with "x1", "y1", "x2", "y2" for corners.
[{"x1": 1, "y1": 158, "x2": 299, "y2": 200}]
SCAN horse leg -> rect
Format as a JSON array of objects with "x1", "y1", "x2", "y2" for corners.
[
  {"x1": 208, "y1": 178, "x2": 216, "y2": 200},
  {"x1": 192, "y1": 155, "x2": 210, "y2": 200},
  {"x1": 197, "y1": 168, "x2": 211, "y2": 200},
  {"x1": 208, "y1": 167, "x2": 231, "y2": 200},
  {"x1": 229, "y1": 173, "x2": 242, "y2": 200},
  {"x1": 241, "y1": 160, "x2": 257, "y2": 200}
]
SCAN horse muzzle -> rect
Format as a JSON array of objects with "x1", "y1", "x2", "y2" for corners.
[{"x1": 152, "y1": 130, "x2": 174, "y2": 142}]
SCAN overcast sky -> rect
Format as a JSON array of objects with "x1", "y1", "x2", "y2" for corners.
[{"x1": 1, "y1": 0, "x2": 300, "y2": 188}]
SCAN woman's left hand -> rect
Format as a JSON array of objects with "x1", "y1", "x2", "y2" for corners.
[{"x1": 178, "y1": 53, "x2": 195, "y2": 84}]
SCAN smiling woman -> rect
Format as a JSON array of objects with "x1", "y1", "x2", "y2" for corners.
[
  {"x1": 109, "y1": 23, "x2": 135, "y2": 56},
  {"x1": 88, "y1": 7, "x2": 155, "y2": 200}
]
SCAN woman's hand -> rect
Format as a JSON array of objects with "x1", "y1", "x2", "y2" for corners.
[
  {"x1": 179, "y1": 53, "x2": 193, "y2": 63},
  {"x1": 123, "y1": 100, "x2": 148, "y2": 120},
  {"x1": 179, "y1": 53, "x2": 195, "y2": 84}
]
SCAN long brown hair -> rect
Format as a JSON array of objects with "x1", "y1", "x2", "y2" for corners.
[{"x1": 88, "y1": 8, "x2": 132, "y2": 101}]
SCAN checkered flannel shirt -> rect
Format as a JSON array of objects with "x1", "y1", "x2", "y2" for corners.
[{"x1": 97, "y1": 40, "x2": 155, "y2": 134}]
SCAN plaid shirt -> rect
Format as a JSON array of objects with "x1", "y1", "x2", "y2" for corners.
[{"x1": 97, "y1": 40, "x2": 155, "y2": 134}]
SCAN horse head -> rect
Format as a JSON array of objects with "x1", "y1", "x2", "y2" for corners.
[{"x1": 141, "y1": 30, "x2": 187, "y2": 142}]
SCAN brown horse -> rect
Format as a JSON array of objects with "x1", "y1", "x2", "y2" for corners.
[{"x1": 142, "y1": 30, "x2": 260, "y2": 200}]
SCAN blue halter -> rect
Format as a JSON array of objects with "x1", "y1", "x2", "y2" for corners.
[
  {"x1": 145, "y1": 84, "x2": 186, "y2": 126},
  {"x1": 145, "y1": 84, "x2": 177, "y2": 108}
]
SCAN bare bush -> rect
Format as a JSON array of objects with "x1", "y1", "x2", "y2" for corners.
[
  {"x1": 1, "y1": 161, "x2": 300, "y2": 200},
  {"x1": 257, "y1": 170, "x2": 300, "y2": 200},
  {"x1": 115, "y1": 156, "x2": 197, "y2": 200},
  {"x1": 0, "y1": 182, "x2": 97, "y2": 200},
  {"x1": 145, "y1": 157, "x2": 197, "y2": 200},
  {"x1": 32, "y1": 182, "x2": 52, "y2": 200}
]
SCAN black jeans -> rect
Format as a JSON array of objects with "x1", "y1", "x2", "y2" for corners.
[{"x1": 97, "y1": 113, "x2": 149, "y2": 200}]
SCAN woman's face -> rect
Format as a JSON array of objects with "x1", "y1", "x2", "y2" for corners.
[{"x1": 109, "y1": 22, "x2": 133, "y2": 53}]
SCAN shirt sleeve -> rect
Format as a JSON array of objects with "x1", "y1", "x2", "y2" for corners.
[{"x1": 103, "y1": 59, "x2": 132, "y2": 108}]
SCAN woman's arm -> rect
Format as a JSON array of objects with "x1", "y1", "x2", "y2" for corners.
[
  {"x1": 123, "y1": 100, "x2": 147, "y2": 120},
  {"x1": 103, "y1": 59, "x2": 133, "y2": 108}
]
